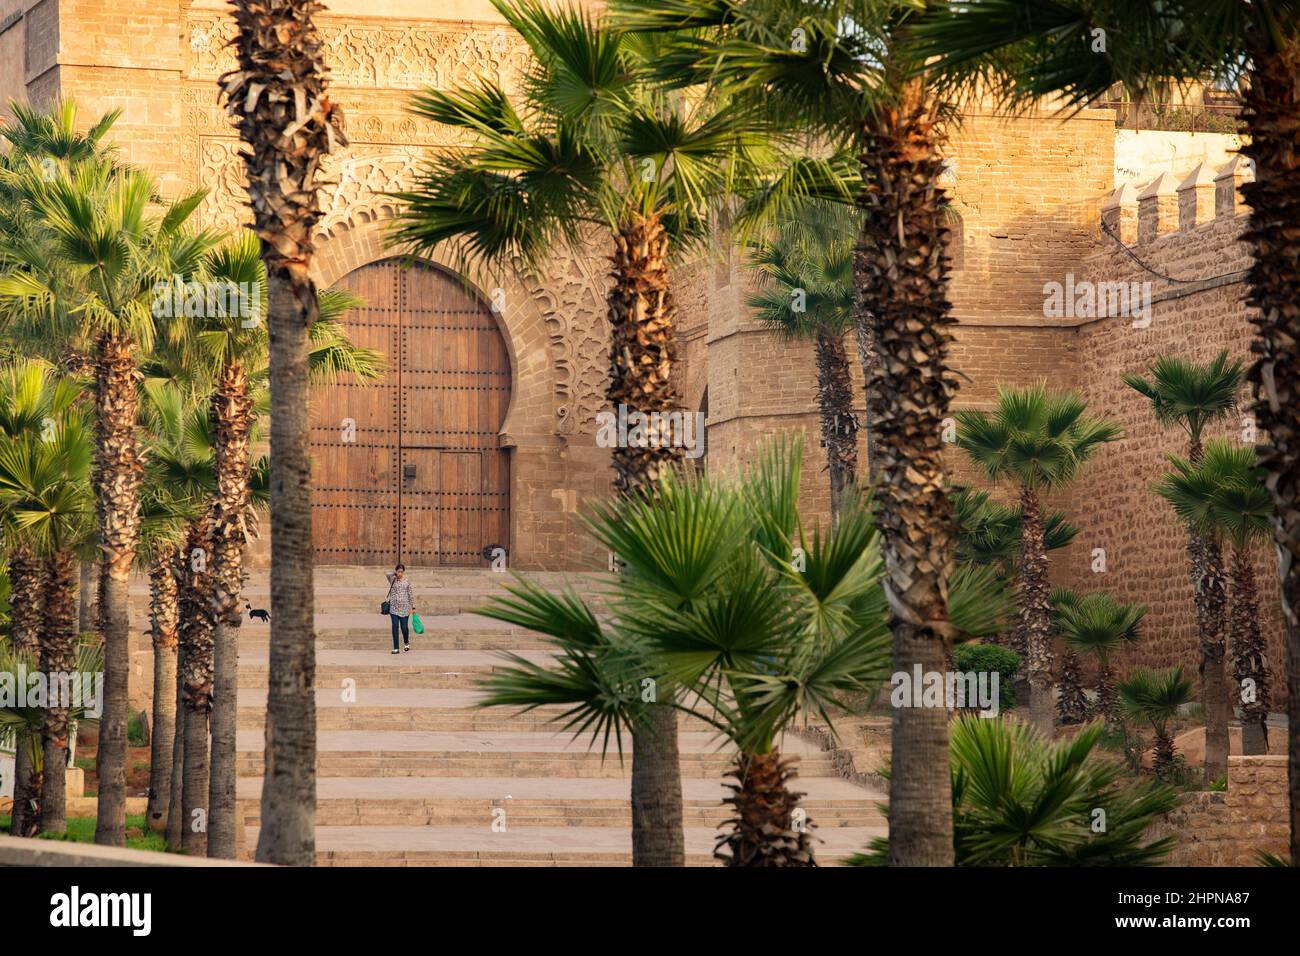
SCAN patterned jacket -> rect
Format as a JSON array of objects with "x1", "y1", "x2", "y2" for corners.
[{"x1": 385, "y1": 572, "x2": 416, "y2": 617}]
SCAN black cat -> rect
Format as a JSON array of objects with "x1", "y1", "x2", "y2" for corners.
[{"x1": 246, "y1": 603, "x2": 271, "y2": 623}]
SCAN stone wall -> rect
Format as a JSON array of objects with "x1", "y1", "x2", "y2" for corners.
[
  {"x1": 1149, "y1": 756, "x2": 1289, "y2": 866},
  {"x1": 1065, "y1": 157, "x2": 1285, "y2": 680}
]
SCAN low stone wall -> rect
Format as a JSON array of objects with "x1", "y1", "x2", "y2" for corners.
[
  {"x1": 1150, "y1": 755, "x2": 1288, "y2": 866},
  {"x1": 0, "y1": 834, "x2": 265, "y2": 866}
]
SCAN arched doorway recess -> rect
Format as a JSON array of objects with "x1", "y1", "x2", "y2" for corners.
[{"x1": 310, "y1": 257, "x2": 511, "y2": 565}]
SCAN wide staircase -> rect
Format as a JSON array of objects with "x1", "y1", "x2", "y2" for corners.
[{"x1": 224, "y1": 567, "x2": 887, "y2": 866}]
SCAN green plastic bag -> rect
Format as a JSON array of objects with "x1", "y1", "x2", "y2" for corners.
[{"x1": 411, "y1": 612, "x2": 424, "y2": 635}]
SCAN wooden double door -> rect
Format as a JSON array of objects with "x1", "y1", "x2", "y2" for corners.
[{"x1": 310, "y1": 258, "x2": 511, "y2": 565}]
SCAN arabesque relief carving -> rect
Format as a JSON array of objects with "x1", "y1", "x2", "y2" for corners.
[{"x1": 181, "y1": 12, "x2": 607, "y2": 439}]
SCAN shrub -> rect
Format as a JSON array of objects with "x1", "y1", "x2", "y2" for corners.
[
  {"x1": 848, "y1": 717, "x2": 1179, "y2": 866},
  {"x1": 953, "y1": 642, "x2": 1019, "y2": 710},
  {"x1": 127, "y1": 711, "x2": 148, "y2": 747}
]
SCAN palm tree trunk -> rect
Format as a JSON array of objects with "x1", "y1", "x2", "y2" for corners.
[
  {"x1": 93, "y1": 331, "x2": 144, "y2": 847},
  {"x1": 1097, "y1": 658, "x2": 1119, "y2": 731},
  {"x1": 7, "y1": 543, "x2": 43, "y2": 836},
  {"x1": 226, "y1": 0, "x2": 338, "y2": 867},
  {"x1": 608, "y1": 211, "x2": 686, "y2": 867},
  {"x1": 255, "y1": 281, "x2": 318, "y2": 865},
  {"x1": 608, "y1": 213, "x2": 684, "y2": 496},
  {"x1": 1153, "y1": 730, "x2": 1176, "y2": 778},
  {"x1": 10, "y1": 745, "x2": 34, "y2": 837},
  {"x1": 1186, "y1": 524, "x2": 1231, "y2": 781},
  {"x1": 1183, "y1": 437, "x2": 1229, "y2": 779},
  {"x1": 208, "y1": 360, "x2": 254, "y2": 859},
  {"x1": 814, "y1": 326, "x2": 858, "y2": 527},
  {"x1": 852, "y1": 315, "x2": 882, "y2": 484},
  {"x1": 78, "y1": 557, "x2": 97, "y2": 634},
  {"x1": 1017, "y1": 487, "x2": 1055, "y2": 735},
  {"x1": 855, "y1": 76, "x2": 957, "y2": 866},
  {"x1": 39, "y1": 550, "x2": 78, "y2": 834},
  {"x1": 1241, "y1": 26, "x2": 1300, "y2": 863},
  {"x1": 1055, "y1": 647, "x2": 1087, "y2": 725},
  {"x1": 716, "y1": 750, "x2": 815, "y2": 867},
  {"x1": 180, "y1": 518, "x2": 216, "y2": 856},
  {"x1": 166, "y1": 628, "x2": 186, "y2": 850},
  {"x1": 1229, "y1": 545, "x2": 1270, "y2": 755},
  {"x1": 146, "y1": 545, "x2": 180, "y2": 832}
]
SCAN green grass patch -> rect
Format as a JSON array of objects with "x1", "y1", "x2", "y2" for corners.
[{"x1": 0, "y1": 814, "x2": 169, "y2": 853}]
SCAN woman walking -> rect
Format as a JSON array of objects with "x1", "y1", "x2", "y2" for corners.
[{"x1": 384, "y1": 564, "x2": 417, "y2": 654}]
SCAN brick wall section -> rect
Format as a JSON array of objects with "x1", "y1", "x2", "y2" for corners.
[
  {"x1": 1066, "y1": 163, "x2": 1285, "y2": 680},
  {"x1": 1148, "y1": 756, "x2": 1289, "y2": 866},
  {"x1": 945, "y1": 107, "x2": 1116, "y2": 326},
  {"x1": 0, "y1": 2, "x2": 27, "y2": 115}
]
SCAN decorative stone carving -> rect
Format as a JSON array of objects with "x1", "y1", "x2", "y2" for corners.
[
  {"x1": 184, "y1": 14, "x2": 529, "y2": 92},
  {"x1": 522, "y1": 247, "x2": 611, "y2": 440},
  {"x1": 178, "y1": 10, "x2": 608, "y2": 439}
]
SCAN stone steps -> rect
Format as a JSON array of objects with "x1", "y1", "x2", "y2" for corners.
[
  {"x1": 213, "y1": 567, "x2": 885, "y2": 866},
  {"x1": 233, "y1": 688, "x2": 720, "y2": 732},
  {"x1": 233, "y1": 776, "x2": 885, "y2": 828},
  {"x1": 233, "y1": 729, "x2": 838, "y2": 778},
  {"x1": 236, "y1": 648, "x2": 555, "y2": 691},
  {"x1": 240, "y1": 824, "x2": 885, "y2": 867}
]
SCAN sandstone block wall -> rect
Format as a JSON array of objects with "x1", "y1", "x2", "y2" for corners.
[
  {"x1": 1150, "y1": 756, "x2": 1289, "y2": 866},
  {"x1": 1066, "y1": 158, "x2": 1285, "y2": 680}
]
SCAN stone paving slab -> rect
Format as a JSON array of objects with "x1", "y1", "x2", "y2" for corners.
[
  {"x1": 239, "y1": 687, "x2": 492, "y2": 709},
  {"x1": 234, "y1": 728, "x2": 827, "y2": 755},
  {"x1": 238, "y1": 648, "x2": 553, "y2": 669},
  {"x1": 242, "y1": 824, "x2": 884, "y2": 859},
  {"x1": 234, "y1": 774, "x2": 883, "y2": 802}
]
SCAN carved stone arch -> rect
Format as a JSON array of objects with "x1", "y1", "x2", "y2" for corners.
[
  {"x1": 313, "y1": 204, "x2": 611, "y2": 446},
  {"x1": 312, "y1": 211, "x2": 549, "y2": 447}
]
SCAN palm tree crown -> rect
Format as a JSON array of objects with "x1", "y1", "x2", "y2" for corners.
[
  {"x1": 391, "y1": 0, "x2": 761, "y2": 273},
  {"x1": 1055, "y1": 592, "x2": 1146, "y2": 664},
  {"x1": 957, "y1": 384, "x2": 1122, "y2": 492},
  {"x1": 1156, "y1": 439, "x2": 1274, "y2": 551},
  {"x1": 1124, "y1": 350, "x2": 1245, "y2": 451}
]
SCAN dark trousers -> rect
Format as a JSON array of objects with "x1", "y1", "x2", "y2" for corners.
[{"x1": 390, "y1": 613, "x2": 410, "y2": 650}]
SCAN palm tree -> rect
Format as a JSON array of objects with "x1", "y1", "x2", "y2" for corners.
[
  {"x1": 1124, "y1": 351, "x2": 1244, "y2": 785},
  {"x1": 1157, "y1": 439, "x2": 1276, "y2": 755},
  {"x1": 850, "y1": 717, "x2": 1179, "y2": 866},
  {"x1": 136, "y1": 378, "x2": 214, "y2": 840},
  {"x1": 223, "y1": 0, "x2": 348, "y2": 866},
  {"x1": 911, "y1": 0, "x2": 1300, "y2": 866},
  {"x1": 612, "y1": 0, "x2": 977, "y2": 866},
  {"x1": 0, "y1": 109, "x2": 215, "y2": 845},
  {"x1": 1119, "y1": 666, "x2": 1195, "y2": 779},
  {"x1": 607, "y1": 449, "x2": 891, "y2": 866},
  {"x1": 1055, "y1": 591, "x2": 1146, "y2": 730},
  {"x1": 0, "y1": 639, "x2": 104, "y2": 835},
  {"x1": 952, "y1": 487, "x2": 1078, "y2": 583},
  {"x1": 199, "y1": 236, "x2": 381, "y2": 858},
  {"x1": 392, "y1": 0, "x2": 765, "y2": 867},
  {"x1": 747, "y1": 201, "x2": 860, "y2": 523},
  {"x1": 479, "y1": 441, "x2": 1007, "y2": 864},
  {"x1": 0, "y1": 362, "x2": 93, "y2": 833},
  {"x1": 957, "y1": 385, "x2": 1121, "y2": 733},
  {"x1": 0, "y1": 361, "x2": 55, "y2": 835},
  {"x1": 1049, "y1": 588, "x2": 1087, "y2": 725}
]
